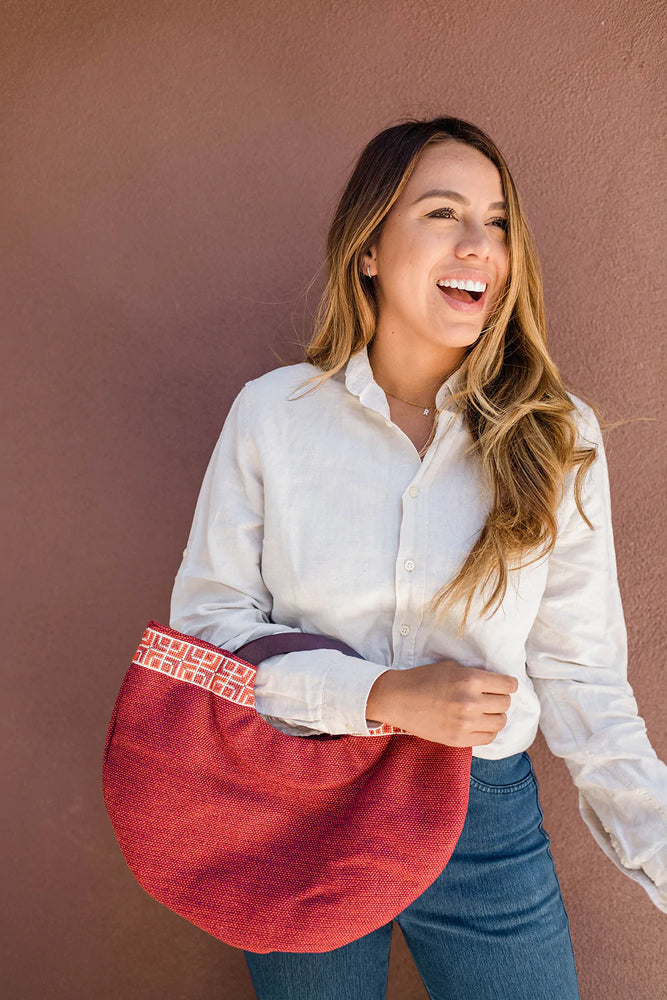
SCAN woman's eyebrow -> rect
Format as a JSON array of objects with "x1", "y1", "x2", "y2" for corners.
[{"x1": 412, "y1": 188, "x2": 507, "y2": 210}]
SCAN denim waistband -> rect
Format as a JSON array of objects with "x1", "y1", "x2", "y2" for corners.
[{"x1": 470, "y1": 750, "x2": 532, "y2": 783}]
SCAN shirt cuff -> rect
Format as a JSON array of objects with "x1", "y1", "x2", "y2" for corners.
[
  {"x1": 577, "y1": 789, "x2": 667, "y2": 913},
  {"x1": 252, "y1": 648, "x2": 393, "y2": 737},
  {"x1": 321, "y1": 655, "x2": 394, "y2": 735}
]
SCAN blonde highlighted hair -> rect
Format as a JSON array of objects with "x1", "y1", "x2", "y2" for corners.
[{"x1": 290, "y1": 115, "x2": 603, "y2": 634}]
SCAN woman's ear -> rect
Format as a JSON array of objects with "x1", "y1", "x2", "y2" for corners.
[{"x1": 360, "y1": 246, "x2": 378, "y2": 278}]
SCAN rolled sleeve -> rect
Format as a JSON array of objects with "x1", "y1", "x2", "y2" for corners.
[
  {"x1": 254, "y1": 651, "x2": 392, "y2": 736},
  {"x1": 525, "y1": 407, "x2": 667, "y2": 912}
]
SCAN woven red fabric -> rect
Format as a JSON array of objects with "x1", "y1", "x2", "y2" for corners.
[{"x1": 102, "y1": 621, "x2": 471, "y2": 953}]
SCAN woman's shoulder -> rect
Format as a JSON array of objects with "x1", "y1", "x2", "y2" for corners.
[
  {"x1": 244, "y1": 360, "x2": 322, "y2": 396},
  {"x1": 239, "y1": 360, "x2": 341, "y2": 412},
  {"x1": 228, "y1": 361, "x2": 343, "y2": 439}
]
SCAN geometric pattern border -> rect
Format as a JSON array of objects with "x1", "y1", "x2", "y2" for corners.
[{"x1": 132, "y1": 622, "x2": 256, "y2": 707}]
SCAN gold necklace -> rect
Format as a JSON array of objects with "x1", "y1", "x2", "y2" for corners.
[
  {"x1": 417, "y1": 419, "x2": 438, "y2": 458},
  {"x1": 381, "y1": 387, "x2": 439, "y2": 417},
  {"x1": 379, "y1": 386, "x2": 439, "y2": 458}
]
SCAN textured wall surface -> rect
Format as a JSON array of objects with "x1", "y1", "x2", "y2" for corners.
[{"x1": 3, "y1": 1, "x2": 665, "y2": 997}]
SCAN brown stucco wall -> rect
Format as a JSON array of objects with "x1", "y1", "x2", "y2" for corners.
[{"x1": 3, "y1": 1, "x2": 665, "y2": 997}]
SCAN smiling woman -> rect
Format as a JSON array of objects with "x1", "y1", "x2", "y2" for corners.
[
  {"x1": 300, "y1": 120, "x2": 596, "y2": 631},
  {"x1": 169, "y1": 115, "x2": 666, "y2": 1000}
]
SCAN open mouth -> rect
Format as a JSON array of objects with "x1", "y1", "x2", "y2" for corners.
[{"x1": 436, "y1": 283, "x2": 487, "y2": 312}]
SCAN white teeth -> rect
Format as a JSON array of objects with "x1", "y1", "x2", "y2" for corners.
[{"x1": 437, "y1": 278, "x2": 487, "y2": 292}]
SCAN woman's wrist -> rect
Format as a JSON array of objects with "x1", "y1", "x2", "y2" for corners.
[{"x1": 365, "y1": 668, "x2": 401, "y2": 727}]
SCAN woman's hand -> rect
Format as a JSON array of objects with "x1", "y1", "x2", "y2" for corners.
[{"x1": 366, "y1": 659, "x2": 519, "y2": 747}]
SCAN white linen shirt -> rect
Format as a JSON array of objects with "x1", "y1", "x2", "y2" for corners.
[{"x1": 170, "y1": 345, "x2": 667, "y2": 911}]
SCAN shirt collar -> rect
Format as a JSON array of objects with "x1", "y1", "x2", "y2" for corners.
[{"x1": 343, "y1": 343, "x2": 466, "y2": 416}]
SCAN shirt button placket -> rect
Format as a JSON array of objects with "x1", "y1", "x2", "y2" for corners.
[{"x1": 395, "y1": 480, "x2": 422, "y2": 658}]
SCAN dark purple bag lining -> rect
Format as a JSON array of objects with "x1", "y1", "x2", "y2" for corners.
[{"x1": 234, "y1": 632, "x2": 366, "y2": 741}]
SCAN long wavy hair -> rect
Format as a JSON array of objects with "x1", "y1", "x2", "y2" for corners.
[{"x1": 290, "y1": 115, "x2": 602, "y2": 634}]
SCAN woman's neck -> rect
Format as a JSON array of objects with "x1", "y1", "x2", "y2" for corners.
[{"x1": 367, "y1": 335, "x2": 466, "y2": 405}]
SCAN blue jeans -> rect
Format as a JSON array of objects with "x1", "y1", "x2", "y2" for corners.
[{"x1": 243, "y1": 751, "x2": 580, "y2": 1000}]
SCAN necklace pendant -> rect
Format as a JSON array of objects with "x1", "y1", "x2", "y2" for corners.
[{"x1": 423, "y1": 407, "x2": 430, "y2": 416}]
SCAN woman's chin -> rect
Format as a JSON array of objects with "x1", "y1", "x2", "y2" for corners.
[{"x1": 433, "y1": 322, "x2": 485, "y2": 348}]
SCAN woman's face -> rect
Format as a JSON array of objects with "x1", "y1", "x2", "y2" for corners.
[{"x1": 365, "y1": 140, "x2": 510, "y2": 358}]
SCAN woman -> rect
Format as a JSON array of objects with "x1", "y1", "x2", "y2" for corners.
[{"x1": 170, "y1": 116, "x2": 666, "y2": 999}]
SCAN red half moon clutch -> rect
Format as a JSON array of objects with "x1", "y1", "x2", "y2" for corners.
[{"x1": 102, "y1": 620, "x2": 472, "y2": 954}]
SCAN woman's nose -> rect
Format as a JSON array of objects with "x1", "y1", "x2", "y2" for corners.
[{"x1": 455, "y1": 225, "x2": 491, "y2": 258}]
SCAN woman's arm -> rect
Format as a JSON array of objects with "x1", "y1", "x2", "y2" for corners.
[
  {"x1": 169, "y1": 382, "x2": 392, "y2": 736},
  {"x1": 525, "y1": 405, "x2": 667, "y2": 911}
]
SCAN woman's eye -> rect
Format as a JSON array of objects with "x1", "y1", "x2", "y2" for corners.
[{"x1": 429, "y1": 208, "x2": 508, "y2": 232}]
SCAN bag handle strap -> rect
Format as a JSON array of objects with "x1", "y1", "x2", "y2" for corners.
[{"x1": 235, "y1": 631, "x2": 365, "y2": 666}]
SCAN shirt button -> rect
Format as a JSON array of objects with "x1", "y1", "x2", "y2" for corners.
[
  {"x1": 404, "y1": 559, "x2": 415, "y2": 572},
  {"x1": 399, "y1": 624, "x2": 410, "y2": 637},
  {"x1": 408, "y1": 486, "x2": 418, "y2": 497}
]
